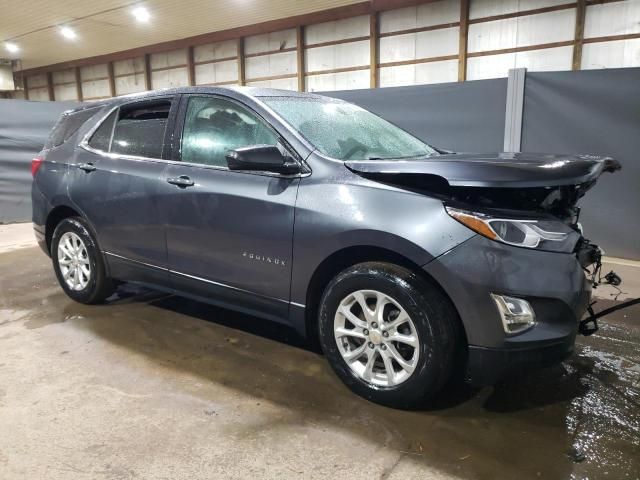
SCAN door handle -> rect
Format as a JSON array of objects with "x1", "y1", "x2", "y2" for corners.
[
  {"x1": 166, "y1": 175, "x2": 195, "y2": 188},
  {"x1": 78, "y1": 162, "x2": 96, "y2": 173}
]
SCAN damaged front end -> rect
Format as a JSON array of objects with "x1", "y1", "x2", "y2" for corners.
[{"x1": 346, "y1": 152, "x2": 623, "y2": 335}]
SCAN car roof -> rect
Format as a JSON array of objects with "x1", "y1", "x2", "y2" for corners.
[{"x1": 68, "y1": 86, "x2": 331, "y2": 113}]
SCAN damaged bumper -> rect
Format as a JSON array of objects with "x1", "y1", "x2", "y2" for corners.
[{"x1": 424, "y1": 234, "x2": 593, "y2": 386}]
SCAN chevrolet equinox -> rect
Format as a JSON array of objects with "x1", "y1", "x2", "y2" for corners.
[{"x1": 32, "y1": 87, "x2": 620, "y2": 409}]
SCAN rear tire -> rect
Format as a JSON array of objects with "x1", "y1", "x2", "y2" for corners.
[
  {"x1": 318, "y1": 262, "x2": 461, "y2": 409},
  {"x1": 51, "y1": 217, "x2": 115, "y2": 304}
]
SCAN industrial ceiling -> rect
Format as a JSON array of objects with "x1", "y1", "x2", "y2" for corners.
[{"x1": 1, "y1": 0, "x2": 364, "y2": 69}]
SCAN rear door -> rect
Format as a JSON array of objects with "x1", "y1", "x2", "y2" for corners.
[
  {"x1": 160, "y1": 94, "x2": 300, "y2": 321},
  {"x1": 69, "y1": 96, "x2": 179, "y2": 285}
]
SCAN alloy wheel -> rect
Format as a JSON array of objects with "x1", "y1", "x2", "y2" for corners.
[
  {"x1": 57, "y1": 232, "x2": 91, "y2": 291},
  {"x1": 334, "y1": 289, "x2": 420, "y2": 387}
]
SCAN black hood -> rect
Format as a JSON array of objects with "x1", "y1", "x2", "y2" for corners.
[
  {"x1": 345, "y1": 152, "x2": 620, "y2": 188},
  {"x1": 345, "y1": 152, "x2": 621, "y2": 220}
]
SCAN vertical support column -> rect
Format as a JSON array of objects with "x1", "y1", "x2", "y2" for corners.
[
  {"x1": 572, "y1": 0, "x2": 586, "y2": 70},
  {"x1": 503, "y1": 68, "x2": 527, "y2": 153},
  {"x1": 74, "y1": 67, "x2": 83, "y2": 101},
  {"x1": 370, "y1": 12, "x2": 378, "y2": 88},
  {"x1": 187, "y1": 46, "x2": 196, "y2": 86},
  {"x1": 458, "y1": 0, "x2": 470, "y2": 82},
  {"x1": 237, "y1": 38, "x2": 246, "y2": 86},
  {"x1": 107, "y1": 61, "x2": 116, "y2": 97},
  {"x1": 46, "y1": 72, "x2": 55, "y2": 101},
  {"x1": 296, "y1": 26, "x2": 305, "y2": 92},
  {"x1": 23, "y1": 75, "x2": 29, "y2": 100},
  {"x1": 144, "y1": 54, "x2": 152, "y2": 91}
]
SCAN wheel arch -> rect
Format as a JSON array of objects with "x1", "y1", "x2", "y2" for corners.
[
  {"x1": 45, "y1": 204, "x2": 102, "y2": 257},
  {"x1": 303, "y1": 245, "x2": 467, "y2": 349},
  {"x1": 45, "y1": 205, "x2": 83, "y2": 254}
]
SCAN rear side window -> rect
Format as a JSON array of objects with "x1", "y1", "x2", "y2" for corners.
[
  {"x1": 88, "y1": 110, "x2": 117, "y2": 152},
  {"x1": 87, "y1": 99, "x2": 172, "y2": 158},
  {"x1": 45, "y1": 107, "x2": 100, "y2": 148}
]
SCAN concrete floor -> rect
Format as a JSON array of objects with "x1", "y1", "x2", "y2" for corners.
[{"x1": 1, "y1": 226, "x2": 639, "y2": 479}]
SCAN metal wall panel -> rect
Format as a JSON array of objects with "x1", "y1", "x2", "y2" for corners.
[
  {"x1": 379, "y1": 27, "x2": 459, "y2": 63},
  {"x1": 307, "y1": 69, "x2": 370, "y2": 92},
  {"x1": 52, "y1": 83, "x2": 77, "y2": 101},
  {"x1": 195, "y1": 59, "x2": 238, "y2": 85},
  {"x1": 150, "y1": 48, "x2": 188, "y2": 69},
  {"x1": 468, "y1": 9, "x2": 576, "y2": 53},
  {"x1": 52, "y1": 69, "x2": 75, "y2": 84},
  {"x1": 581, "y1": 39, "x2": 640, "y2": 69},
  {"x1": 467, "y1": 45, "x2": 573, "y2": 80},
  {"x1": 150, "y1": 47, "x2": 189, "y2": 88},
  {"x1": 245, "y1": 28, "x2": 297, "y2": 54},
  {"x1": 115, "y1": 74, "x2": 146, "y2": 95},
  {"x1": 151, "y1": 67, "x2": 189, "y2": 88},
  {"x1": 469, "y1": 0, "x2": 572, "y2": 19},
  {"x1": 305, "y1": 15, "x2": 369, "y2": 44},
  {"x1": 379, "y1": 0, "x2": 459, "y2": 34},
  {"x1": 81, "y1": 63, "x2": 110, "y2": 100},
  {"x1": 113, "y1": 57, "x2": 145, "y2": 76},
  {"x1": 306, "y1": 40, "x2": 370, "y2": 72},
  {"x1": 194, "y1": 39, "x2": 238, "y2": 63},
  {"x1": 245, "y1": 51, "x2": 297, "y2": 80},
  {"x1": 114, "y1": 57, "x2": 147, "y2": 95},
  {"x1": 27, "y1": 88, "x2": 49, "y2": 101},
  {"x1": 584, "y1": 0, "x2": 640, "y2": 38},
  {"x1": 27, "y1": 74, "x2": 47, "y2": 88},
  {"x1": 52, "y1": 69, "x2": 78, "y2": 101},
  {"x1": 521, "y1": 68, "x2": 640, "y2": 259},
  {"x1": 379, "y1": 59, "x2": 458, "y2": 87}
]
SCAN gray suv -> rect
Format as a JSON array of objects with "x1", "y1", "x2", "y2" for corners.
[{"x1": 32, "y1": 87, "x2": 619, "y2": 409}]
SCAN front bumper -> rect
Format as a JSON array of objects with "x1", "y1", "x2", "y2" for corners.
[{"x1": 424, "y1": 234, "x2": 592, "y2": 385}]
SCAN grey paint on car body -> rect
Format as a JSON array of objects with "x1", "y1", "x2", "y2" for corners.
[{"x1": 32, "y1": 86, "x2": 618, "y2": 385}]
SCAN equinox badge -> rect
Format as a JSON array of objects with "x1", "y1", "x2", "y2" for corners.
[{"x1": 243, "y1": 252, "x2": 286, "y2": 267}]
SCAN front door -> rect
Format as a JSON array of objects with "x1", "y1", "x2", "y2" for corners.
[
  {"x1": 69, "y1": 97, "x2": 178, "y2": 285},
  {"x1": 161, "y1": 95, "x2": 299, "y2": 321}
]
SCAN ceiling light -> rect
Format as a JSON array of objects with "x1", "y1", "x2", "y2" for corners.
[
  {"x1": 60, "y1": 27, "x2": 77, "y2": 40},
  {"x1": 5, "y1": 42, "x2": 19, "y2": 53},
  {"x1": 132, "y1": 6, "x2": 150, "y2": 22}
]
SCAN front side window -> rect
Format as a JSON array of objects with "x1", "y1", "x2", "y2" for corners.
[
  {"x1": 181, "y1": 96, "x2": 278, "y2": 167},
  {"x1": 87, "y1": 99, "x2": 172, "y2": 158},
  {"x1": 261, "y1": 97, "x2": 437, "y2": 161}
]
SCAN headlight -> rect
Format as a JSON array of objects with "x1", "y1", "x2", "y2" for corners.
[{"x1": 446, "y1": 206, "x2": 578, "y2": 252}]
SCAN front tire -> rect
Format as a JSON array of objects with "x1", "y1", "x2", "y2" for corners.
[
  {"x1": 51, "y1": 217, "x2": 115, "y2": 304},
  {"x1": 318, "y1": 262, "x2": 461, "y2": 409}
]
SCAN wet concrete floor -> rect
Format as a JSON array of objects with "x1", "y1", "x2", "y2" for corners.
[{"x1": 1, "y1": 247, "x2": 639, "y2": 479}]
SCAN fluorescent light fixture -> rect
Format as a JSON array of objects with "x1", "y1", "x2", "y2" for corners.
[
  {"x1": 132, "y1": 6, "x2": 150, "y2": 22},
  {"x1": 5, "y1": 42, "x2": 19, "y2": 53},
  {"x1": 60, "y1": 27, "x2": 77, "y2": 40}
]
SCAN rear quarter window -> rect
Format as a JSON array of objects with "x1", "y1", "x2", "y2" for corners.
[{"x1": 45, "y1": 107, "x2": 101, "y2": 149}]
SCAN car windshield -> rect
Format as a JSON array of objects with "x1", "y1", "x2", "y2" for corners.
[{"x1": 260, "y1": 96, "x2": 437, "y2": 161}]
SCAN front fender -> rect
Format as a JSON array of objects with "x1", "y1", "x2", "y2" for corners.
[{"x1": 289, "y1": 173, "x2": 474, "y2": 306}]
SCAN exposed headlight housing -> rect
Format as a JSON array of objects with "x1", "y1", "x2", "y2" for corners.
[{"x1": 445, "y1": 206, "x2": 577, "y2": 252}]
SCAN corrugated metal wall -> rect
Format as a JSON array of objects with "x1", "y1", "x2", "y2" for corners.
[{"x1": 11, "y1": 0, "x2": 640, "y2": 101}]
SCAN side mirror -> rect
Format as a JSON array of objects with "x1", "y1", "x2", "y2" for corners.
[{"x1": 225, "y1": 145, "x2": 300, "y2": 175}]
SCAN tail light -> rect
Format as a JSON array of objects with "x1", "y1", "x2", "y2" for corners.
[{"x1": 31, "y1": 156, "x2": 43, "y2": 177}]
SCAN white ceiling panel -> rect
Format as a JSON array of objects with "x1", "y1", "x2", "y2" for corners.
[{"x1": 1, "y1": 0, "x2": 364, "y2": 70}]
